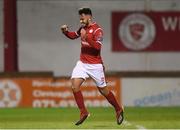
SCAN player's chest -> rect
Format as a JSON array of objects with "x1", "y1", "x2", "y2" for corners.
[{"x1": 81, "y1": 27, "x2": 94, "y2": 37}]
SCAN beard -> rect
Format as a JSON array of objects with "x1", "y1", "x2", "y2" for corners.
[{"x1": 80, "y1": 19, "x2": 89, "y2": 26}]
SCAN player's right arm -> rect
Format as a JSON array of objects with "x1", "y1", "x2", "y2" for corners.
[{"x1": 61, "y1": 24, "x2": 80, "y2": 40}]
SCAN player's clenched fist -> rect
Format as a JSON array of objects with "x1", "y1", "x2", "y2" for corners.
[{"x1": 61, "y1": 24, "x2": 68, "y2": 33}]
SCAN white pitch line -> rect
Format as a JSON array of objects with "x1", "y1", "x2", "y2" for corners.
[
  {"x1": 135, "y1": 124, "x2": 147, "y2": 130},
  {"x1": 123, "y1": 120, "x2": 147, "y2": 130},
  {"x1": 1, "y1": 121, "x2": 147, "y2": 130},
  {"x1": 0, "y1": 129, "x2": 144, "y2": 130},
  {"x1": 123, "y1": 120, "x2": 132, "y2": 126}
]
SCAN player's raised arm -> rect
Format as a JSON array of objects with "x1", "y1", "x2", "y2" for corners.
[{"x1": 61, "y1": 24, "x2": 80, "y2": 39}]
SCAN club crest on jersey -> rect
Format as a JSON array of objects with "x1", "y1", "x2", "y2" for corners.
[{"x1": 89, "y1": 29, "x2": 93, "y2": 33}]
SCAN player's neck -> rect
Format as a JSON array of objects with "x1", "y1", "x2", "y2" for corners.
[{"x1": 87, "y1": 21, "x2": 93, "y2": 27}]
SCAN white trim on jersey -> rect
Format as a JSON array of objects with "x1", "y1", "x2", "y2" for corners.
[
  {"x1": 96, "y1": 41, "x2": 103, "y2": 45},
  {"x1": 75, "y1": 31, "x2": 79, "y2": 36},
  {"x1": 91, "y1": 22, "x2": 96, "y2": 26},
  {"x1": 93, "y1": 28, "x2": 102, "y2": 35}
]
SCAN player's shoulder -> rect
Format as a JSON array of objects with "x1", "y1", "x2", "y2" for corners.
[
  {"x1": 92, "y1": 22, "x2": 103, "y2": 33},
  {"x1": 92, "y1": 22, "x2": 102, "y2": 29}
]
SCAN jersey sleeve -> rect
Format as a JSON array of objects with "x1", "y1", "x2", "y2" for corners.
[
  {"x1": 86, "y1": 28, "x2": 103, "y2": 50},
  {"x1": 63, "y1": 27, "x2": 82, "y2": 39},
  {"x1": 94, "y1": 28, "x2": 103, "y2": 45}
]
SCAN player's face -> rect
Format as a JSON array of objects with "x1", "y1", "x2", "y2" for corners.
[{"x1": 79, "y1": 14, "x2": 91, "y2": 26}]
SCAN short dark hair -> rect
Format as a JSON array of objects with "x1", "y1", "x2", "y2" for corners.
[{"x1": 78, "y1": 8, "x2": 92, "y2": 15}]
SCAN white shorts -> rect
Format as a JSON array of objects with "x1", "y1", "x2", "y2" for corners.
[{"x1": 71, "y1": 61, "x2": 107, "y2": 87}]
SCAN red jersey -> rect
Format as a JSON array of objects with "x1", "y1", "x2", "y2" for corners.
[{"x1": 63, "y1": 22, "x2": 103, "y2": 64}]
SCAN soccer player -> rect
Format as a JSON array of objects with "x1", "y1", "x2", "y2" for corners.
[{"x1": 61, "y1": 8, "x2": 124, "y2": 125}]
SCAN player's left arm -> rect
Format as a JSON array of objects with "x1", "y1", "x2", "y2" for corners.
[{"x1": 86, "y1": 28, "x2": 103, "y2": 50}]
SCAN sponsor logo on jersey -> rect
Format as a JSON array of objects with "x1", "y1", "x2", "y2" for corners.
[
  {"x1": 97, "y1": 37, "x2": 103, "y2": 42},
  {"x1": 96, "y1": 32, "x2": 103, "y2": 42}
]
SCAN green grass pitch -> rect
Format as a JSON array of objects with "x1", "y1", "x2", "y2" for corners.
[{"x1": 0, "y1": 107, "x2": 180, "y2": 129}]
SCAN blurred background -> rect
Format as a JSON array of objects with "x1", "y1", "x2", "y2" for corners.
[{"x1": 0, "y1": 0, "x2": 180, "y2": 108}]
